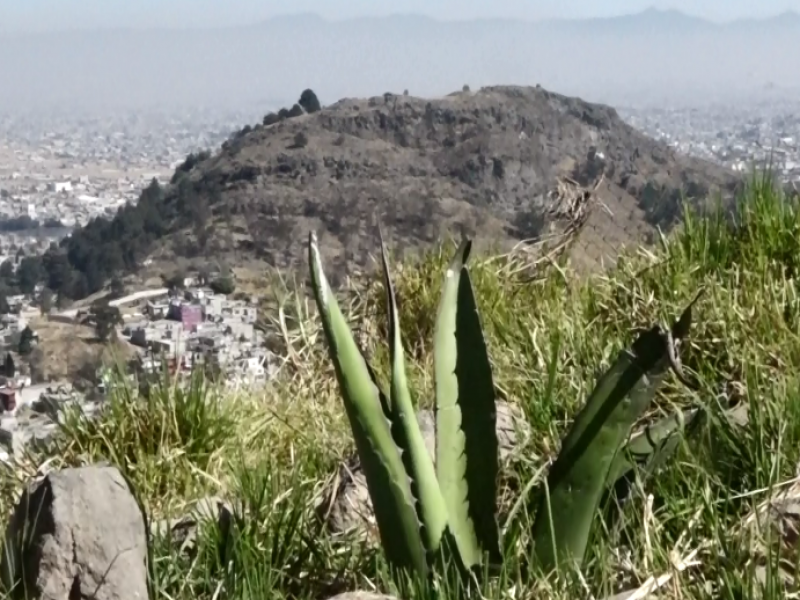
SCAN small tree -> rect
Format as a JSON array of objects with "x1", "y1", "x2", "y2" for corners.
[
  {"x1": 110, "y1": 276, "x2": 125, "y2": 299},
  {"x1": 202, "y1": 355, "x2": 223, "y2": 383},
  {"x1": 39, "y1": 288, "x2": 54, "y2": 316},
  {"x1": 3, "y1": 352, "x2": 14, "y2": 378},
  {"x1": 29, "y1": 347, "x2": 45, "y2": 383},
  {"x1": 56, "y1": 291, "x2": 69, "y2": 310},
  {"x1": 0, "y1": 295, "x2": 9, "y2": 314},
  {"x1": 196, "y1": 266, "x2": 212, "y2": 286},
  {"x1": 163, "y1": 272, "x2": 186, "y2": 290},
  {"x1": 293, "y1": 131, "x2": 309, "y2": 148},
  {"x1": 287, "y1": 103, "x2": 304, "y2": 118},
  {"x1": 18, "y1": 326, "x2": 35, "y2": 355},
  {"x1": 91, "y1": 303, "x2": 123, "y2": 342},
  {"x1": 298, "y1": 89, "x2": 321, "y2": 113},
  {"x1": 0, "y1": 260, "x2": 14, "y2": 280},
  {"x1": 210, "y1": 277, "x2": 235, "y2": 295}
]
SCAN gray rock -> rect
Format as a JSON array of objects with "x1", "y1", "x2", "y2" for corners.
[
  {"x1": 152, "y1": 495, "x2": 233, "y2": 555},
  {"x1": 318, "y1": 400, "x2": 530, "y2": 536},
  {"x1": 1, "y1": 465, "x2": 148, "y2": 600}
]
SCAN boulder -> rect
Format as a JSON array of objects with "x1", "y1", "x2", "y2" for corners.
[{"x1": 1, "y1": 465, "x2": 148, "y2": 600}]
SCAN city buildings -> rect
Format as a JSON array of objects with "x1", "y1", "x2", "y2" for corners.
[{"x1": 619, "y1": 97, "x2": 800, "y2": 182}]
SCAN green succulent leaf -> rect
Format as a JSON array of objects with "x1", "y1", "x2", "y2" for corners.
[
  {"x1": 606, "y1": 406, "x2": 701, "y2": 487},
  {"x1": 601, "y1": 406, "x2": 704, "y2": 535},
  {"x1": 434, "y1": 239, "x2": 502, "y2": 569},
  {"x1": 307, "y1": 231, "x2": 427, "y2": 575},
  {"x1": 532, "y1": 299, "x2": 696, "y2": 572},
  {"x1": 378, "y1": 229, "x2": 449, "y2": 558}
]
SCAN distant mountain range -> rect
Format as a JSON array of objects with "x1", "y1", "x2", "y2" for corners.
[
  {"x1": 5, "y1": 8, "x2": 800, "y2": 36},
  {"x1": 546, "y1": 7, "x2": 800, "y2": 32},
  {"x1": 1, "y1": 8, "x2": 799, "y2": 111}
]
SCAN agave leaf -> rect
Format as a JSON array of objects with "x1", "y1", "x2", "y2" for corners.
[
  {"x1": 434, "y1": 239, "x2": 502, "y2": 569},
  {"x1": 532, "y1": 300, "x2": 696, "y2": 572},
  {"x1": 606, "y1": 406, "x2": 702, "y2": 488},
  {"x1": 308, "y1": 232, "x2": 427, "y2": 575},
  {"x1": 603, "y1": 406, "x2": 706, "y2": 538},
  {"x1": 602, "y1": 407, "x2": 704, "y2": 537},
  {"x1": 378, "y1": 230, "x2": 449, "y2": 557}
]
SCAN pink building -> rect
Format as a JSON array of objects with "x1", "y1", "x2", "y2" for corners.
[{"x1": 179, "y1": 304, "x2": 203, "y2": 333}]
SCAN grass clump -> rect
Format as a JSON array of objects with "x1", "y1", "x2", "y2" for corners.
[
  {"x1": 55, "y1": 368, "x2": 240, "y2": 505},
  {"x1": 1, "y1": 172, "x2": 800, "y2": 599}
]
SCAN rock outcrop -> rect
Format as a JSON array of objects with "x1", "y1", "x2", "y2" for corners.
[{"x1": 1, "y1": 465, "x2": 148, "y2": 600}]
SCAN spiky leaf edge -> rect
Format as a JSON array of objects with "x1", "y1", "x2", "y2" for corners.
[
  {"x1": 434, "y1": 239, "x2": 502, "y2": 569},
  {"x1": 378, "y1": 230, "x2": 449, "y2": 558},
  {"x1": 308, "y1": 232, "x2": 427, "y2": 575},
  {"x1": 606, "y1": 407, "x2": 701, "y2": 487}
]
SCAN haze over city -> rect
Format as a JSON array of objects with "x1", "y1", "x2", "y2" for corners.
[{"x1": 2, "y1": 2, "x2": 800, "y2": 111}]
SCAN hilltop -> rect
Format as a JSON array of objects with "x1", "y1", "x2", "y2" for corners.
[{"x1": 31, "y1": 85, "x2": 741, "y2": 299}]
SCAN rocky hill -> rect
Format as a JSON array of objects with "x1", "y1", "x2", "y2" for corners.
[{"x1": 36, "y1": 85, "x2": 742, "y2": 299}]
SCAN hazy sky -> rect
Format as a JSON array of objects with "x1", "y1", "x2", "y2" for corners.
[
  {"x1": 2, "y1": 0, "x2": 800, "y2": 32},
  {"x1": 3, "y1": 0, "x2": 800, "y2": 112}
]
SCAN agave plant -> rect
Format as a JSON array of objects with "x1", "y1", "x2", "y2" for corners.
[{"x1": 307, "y1": 230, "x2": 701, "y2": 580}]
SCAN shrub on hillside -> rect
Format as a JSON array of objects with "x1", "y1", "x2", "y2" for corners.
[
  {"x1": 89, "y1": 301, "x2": 123, "y2": 342},
  {"x1": 170, "y1": 150, "x2": 211, "y2": 184},
  {"x1": 210, "y1": 276, "x2": 235, "y2": 295},
  {"x1": 298, "y1": 88, "x2": 321, "y2": 113},
  {"x1": 287, "y1": 103, "x2": 304, "y2": 118},
  {"x1": 292, "y1": 131, "x2": 309, "y2": 149},
  {"x1": 18, "y1": 326, "x2": 35, "y2": 355}
]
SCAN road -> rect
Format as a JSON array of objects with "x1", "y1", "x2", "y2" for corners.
[{"x1": 54, "y1": 288, "x2": 169, "y2": 320}]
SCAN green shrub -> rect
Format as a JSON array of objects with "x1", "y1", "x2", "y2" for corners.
[
  {"x1": 299, "y1": 88, "x2": 322, "y2": 113},
  {"x1": 210, "y1": 276, "x2": 235, "y2": 295}
]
